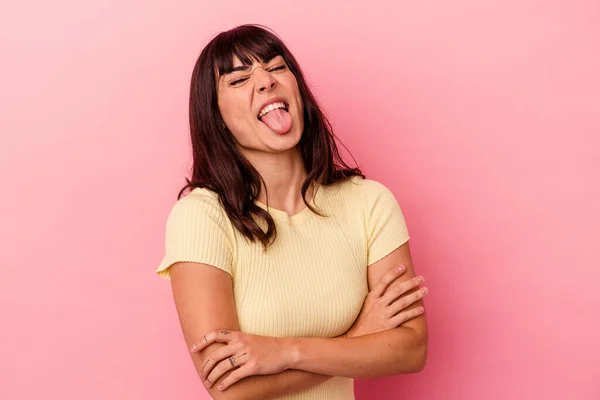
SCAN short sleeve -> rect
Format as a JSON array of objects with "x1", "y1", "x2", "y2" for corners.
[
  {"x1": 156, "y1": 190, "x2": 234, "y2": 280},
  {"x1": 363, "y1": 180, "x2": 411, "y2": 266}
]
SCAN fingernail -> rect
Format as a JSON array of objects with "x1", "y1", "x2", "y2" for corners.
[
  {"x1": 417, "y1": 307, "x2": 425, "y2": 313},
  {"x1": 218, "y1": 384, "x2": 224, "y2": 391},
  {"x1": 421, "y1": 287, "x2": 428, "y2": 295},
  {"x1": 418, "y1": 276, "x2": 425, "y2": 283},
  {"x1": 397, "y1": 265, "x2": 405, "y2": 272},
  {"x1": 190, "y1": 343, "x2": 198, "y2": 352}
]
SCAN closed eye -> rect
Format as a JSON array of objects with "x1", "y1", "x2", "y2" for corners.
[
  {"x1": 230, "y1": 77, "x2": 249, "y2": 86},
  {"x1": 228, "y1": 65, "x2": 286, "y2": 86}
]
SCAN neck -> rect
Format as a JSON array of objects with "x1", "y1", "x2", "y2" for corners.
[{"x1": 245, "y1": 147, "x2": 313, "y2": 213}]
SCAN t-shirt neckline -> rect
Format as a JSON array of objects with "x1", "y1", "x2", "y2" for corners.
[{"x1": 254, "y1": 186, "x2": 321, "y2": 226}]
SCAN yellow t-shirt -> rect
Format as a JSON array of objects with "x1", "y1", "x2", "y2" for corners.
[{"x1": 156, "y1": 176, "x2": 410, "y2": 400}]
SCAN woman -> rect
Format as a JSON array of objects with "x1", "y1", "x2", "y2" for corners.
[{"x1": 156, "y1": 24, "x2": 428, "y2": 400}]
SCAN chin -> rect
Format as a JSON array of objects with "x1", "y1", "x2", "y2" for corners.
[
  {"x1": 262, "y1": 123, "x2": 303, "y2": 152},
  {"x1": 265, "y1": 135, "x2": 301, "y2": 154}
]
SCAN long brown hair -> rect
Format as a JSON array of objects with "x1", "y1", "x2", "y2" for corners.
[{"x1": 180, "y1": 24, "x2": 364, "y2": 247}]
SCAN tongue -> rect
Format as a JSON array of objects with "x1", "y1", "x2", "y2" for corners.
[{"x1": 260, "y1": 108, "x2": 292, "y2": 134}]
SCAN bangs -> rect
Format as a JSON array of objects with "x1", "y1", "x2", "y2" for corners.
[{"x1": 212, "y1": 25, "x2": 285, "y2": 76}]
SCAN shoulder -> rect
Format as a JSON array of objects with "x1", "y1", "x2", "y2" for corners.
[
  {"x1": 351, "y1": 176, "x2": 393, "y2": 193},
  {"x1": 318, "y1": 176, "x2": 401, "y2": 220},
  {"x1": 177, "y1": 186, "x2": 221, "y2": 205},
  {"x1": 340, "y1": 177, "x2": 404, "y2": 221},
  {"x1": 165, "y1": 187, "x2": 229, "y2": 228},
  {"x1": 329, "y1": 175, "x2": 397, "y2": 202},
  {"x1": 169, "y1": 187, "x2": 222, "y2": 213},
  {"x1": 158, "y1": 187, "x2": 235, "y2": 280}
]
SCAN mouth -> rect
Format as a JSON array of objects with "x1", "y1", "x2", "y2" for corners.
[
  {"x1": 256, "y1": 100, "x2": 293, "y2": 134},
  {"x1": 257, "y1": 101, "x2": 289, "y2": 120}
]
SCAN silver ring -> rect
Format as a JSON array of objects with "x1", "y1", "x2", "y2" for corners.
[{"x1": 228, "y1": 356, "x2": 235, "y2": 367}]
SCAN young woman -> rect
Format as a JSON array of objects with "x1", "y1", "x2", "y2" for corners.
[{"x1": 156, "y1": 24, "x2": 428, "y2": 400}]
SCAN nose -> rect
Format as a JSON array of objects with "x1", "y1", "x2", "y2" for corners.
[{"x1": 254, "y1": 68, "x2": 276, "y2": 93}]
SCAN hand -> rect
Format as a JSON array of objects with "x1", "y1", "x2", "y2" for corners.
[
  {"x1": 190, "y1": 330, "x2": 292, "y2": 391},
  {"x1": 345, "y1": 265, "x2": 427, "y2": 338}
]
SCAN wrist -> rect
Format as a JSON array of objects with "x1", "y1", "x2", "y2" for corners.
[{"x1": 284, "y1": 337, "x2": 302, "y2": 369}]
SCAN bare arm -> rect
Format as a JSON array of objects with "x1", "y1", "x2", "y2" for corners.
[
  {"x1": 169, "y1": 261, "x2": 331, "y2": 400},
  {"x1": 290, "y1": 242, "x2": 428, "y2": 377},
  {"x1": 194, "y1": 242, "x2": 428, "y2": 387}
]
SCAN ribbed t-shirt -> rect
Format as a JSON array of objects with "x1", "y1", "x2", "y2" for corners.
[{"x1": 156, "y1": 176, "x2": 410, "y2": 400}]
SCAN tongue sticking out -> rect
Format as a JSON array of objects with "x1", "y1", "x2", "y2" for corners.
[{"x1": 260, "y1": 108, "x2": 292, "y2": 134}]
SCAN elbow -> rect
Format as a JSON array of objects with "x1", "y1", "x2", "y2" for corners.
[
  {"x1": 411, "y1": 341, "x2": 428, "y2": 373},
  {"x1": 407, "y1": 326, "x2": 428, "y2": 373},
  {"x1": 394, "y1": 334, "x2": 428, "y2": 375},
  {"x1": 406, "y1": 331, "x2": 429, "y2": 373}
]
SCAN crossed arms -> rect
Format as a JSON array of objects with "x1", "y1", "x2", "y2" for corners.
[{"x1": 169, "y1": 241, "x2": 428, "y2": 400}]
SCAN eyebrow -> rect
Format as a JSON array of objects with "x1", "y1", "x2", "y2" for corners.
[
  {"x1": 221, "y1": 55, "x2": 280, "y2": 76},
  {"x1": 222, "y1": 65, "x2": 251, "y2": 75}
]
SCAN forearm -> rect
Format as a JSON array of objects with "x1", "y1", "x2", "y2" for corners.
[
  {"x1": 211, "y1": 369, "x2": 331, "y2": 400},
  {"x1": 288, "y1": 327, "x2": 427, "y2": 379}
]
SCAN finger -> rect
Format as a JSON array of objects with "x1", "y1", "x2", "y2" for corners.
[
  {"x1": 217, "y1": 363, "x2": 253, "y2": 391},
  {"x1": 370, "y1": 265, "x2": 407, "y2": 298},
  {"x1": 382, "y1": 275, "x2": 425, "y2": 305},
  {"x1": 388, "y1": 306, "x2": 426, "y2": 328},
  {"x1": 205, "y1": 359, "x2": 234, "y2": 388},
  {"x1": 207, "y1": 352, "x2": 248, "y2": 388},
  {"x1": 386, "y1": 287, "x2": 428, "y2": 317},
  {"x1": 190, "y1": 330, "x2": 235, "y2": 353},
  {"x1": 200, "y1": 344, "x2": 239, "y2": 379}
]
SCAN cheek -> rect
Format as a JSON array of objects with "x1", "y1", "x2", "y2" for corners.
[
  {"x1": 290, "y1": 82, "x2": 303, "y2": 113},
  {"x1": 296, "y1": 93, "x2": 303, "y2": 114},
  {"x1": 219, "y1": 97, "x2": 249, "y2": 127},
  {"x1": 278, "y1": 80, "x2": 300, "y2": 114},
  {"x1": 217, "y1": 98, "x2": 257, "y2": 145},
  {"x1": 217, "y1": 97, "x2": 231, "y2": 125},
  {"x1": 294, "y1": 90, "x2": 304, "y2": 122}
]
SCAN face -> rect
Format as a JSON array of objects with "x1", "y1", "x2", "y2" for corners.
[{"x1": 216, "y1": 55, "x2": 304, "y2": 157}]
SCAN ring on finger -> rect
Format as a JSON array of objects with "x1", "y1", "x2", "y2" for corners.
[{"x1": 233, "y1": 352, "x2": 247, "y2": 366}]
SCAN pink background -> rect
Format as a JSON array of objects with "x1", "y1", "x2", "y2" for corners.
[{"x1": 1, "y1": 0, "x2": 599, "y2": 399}]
